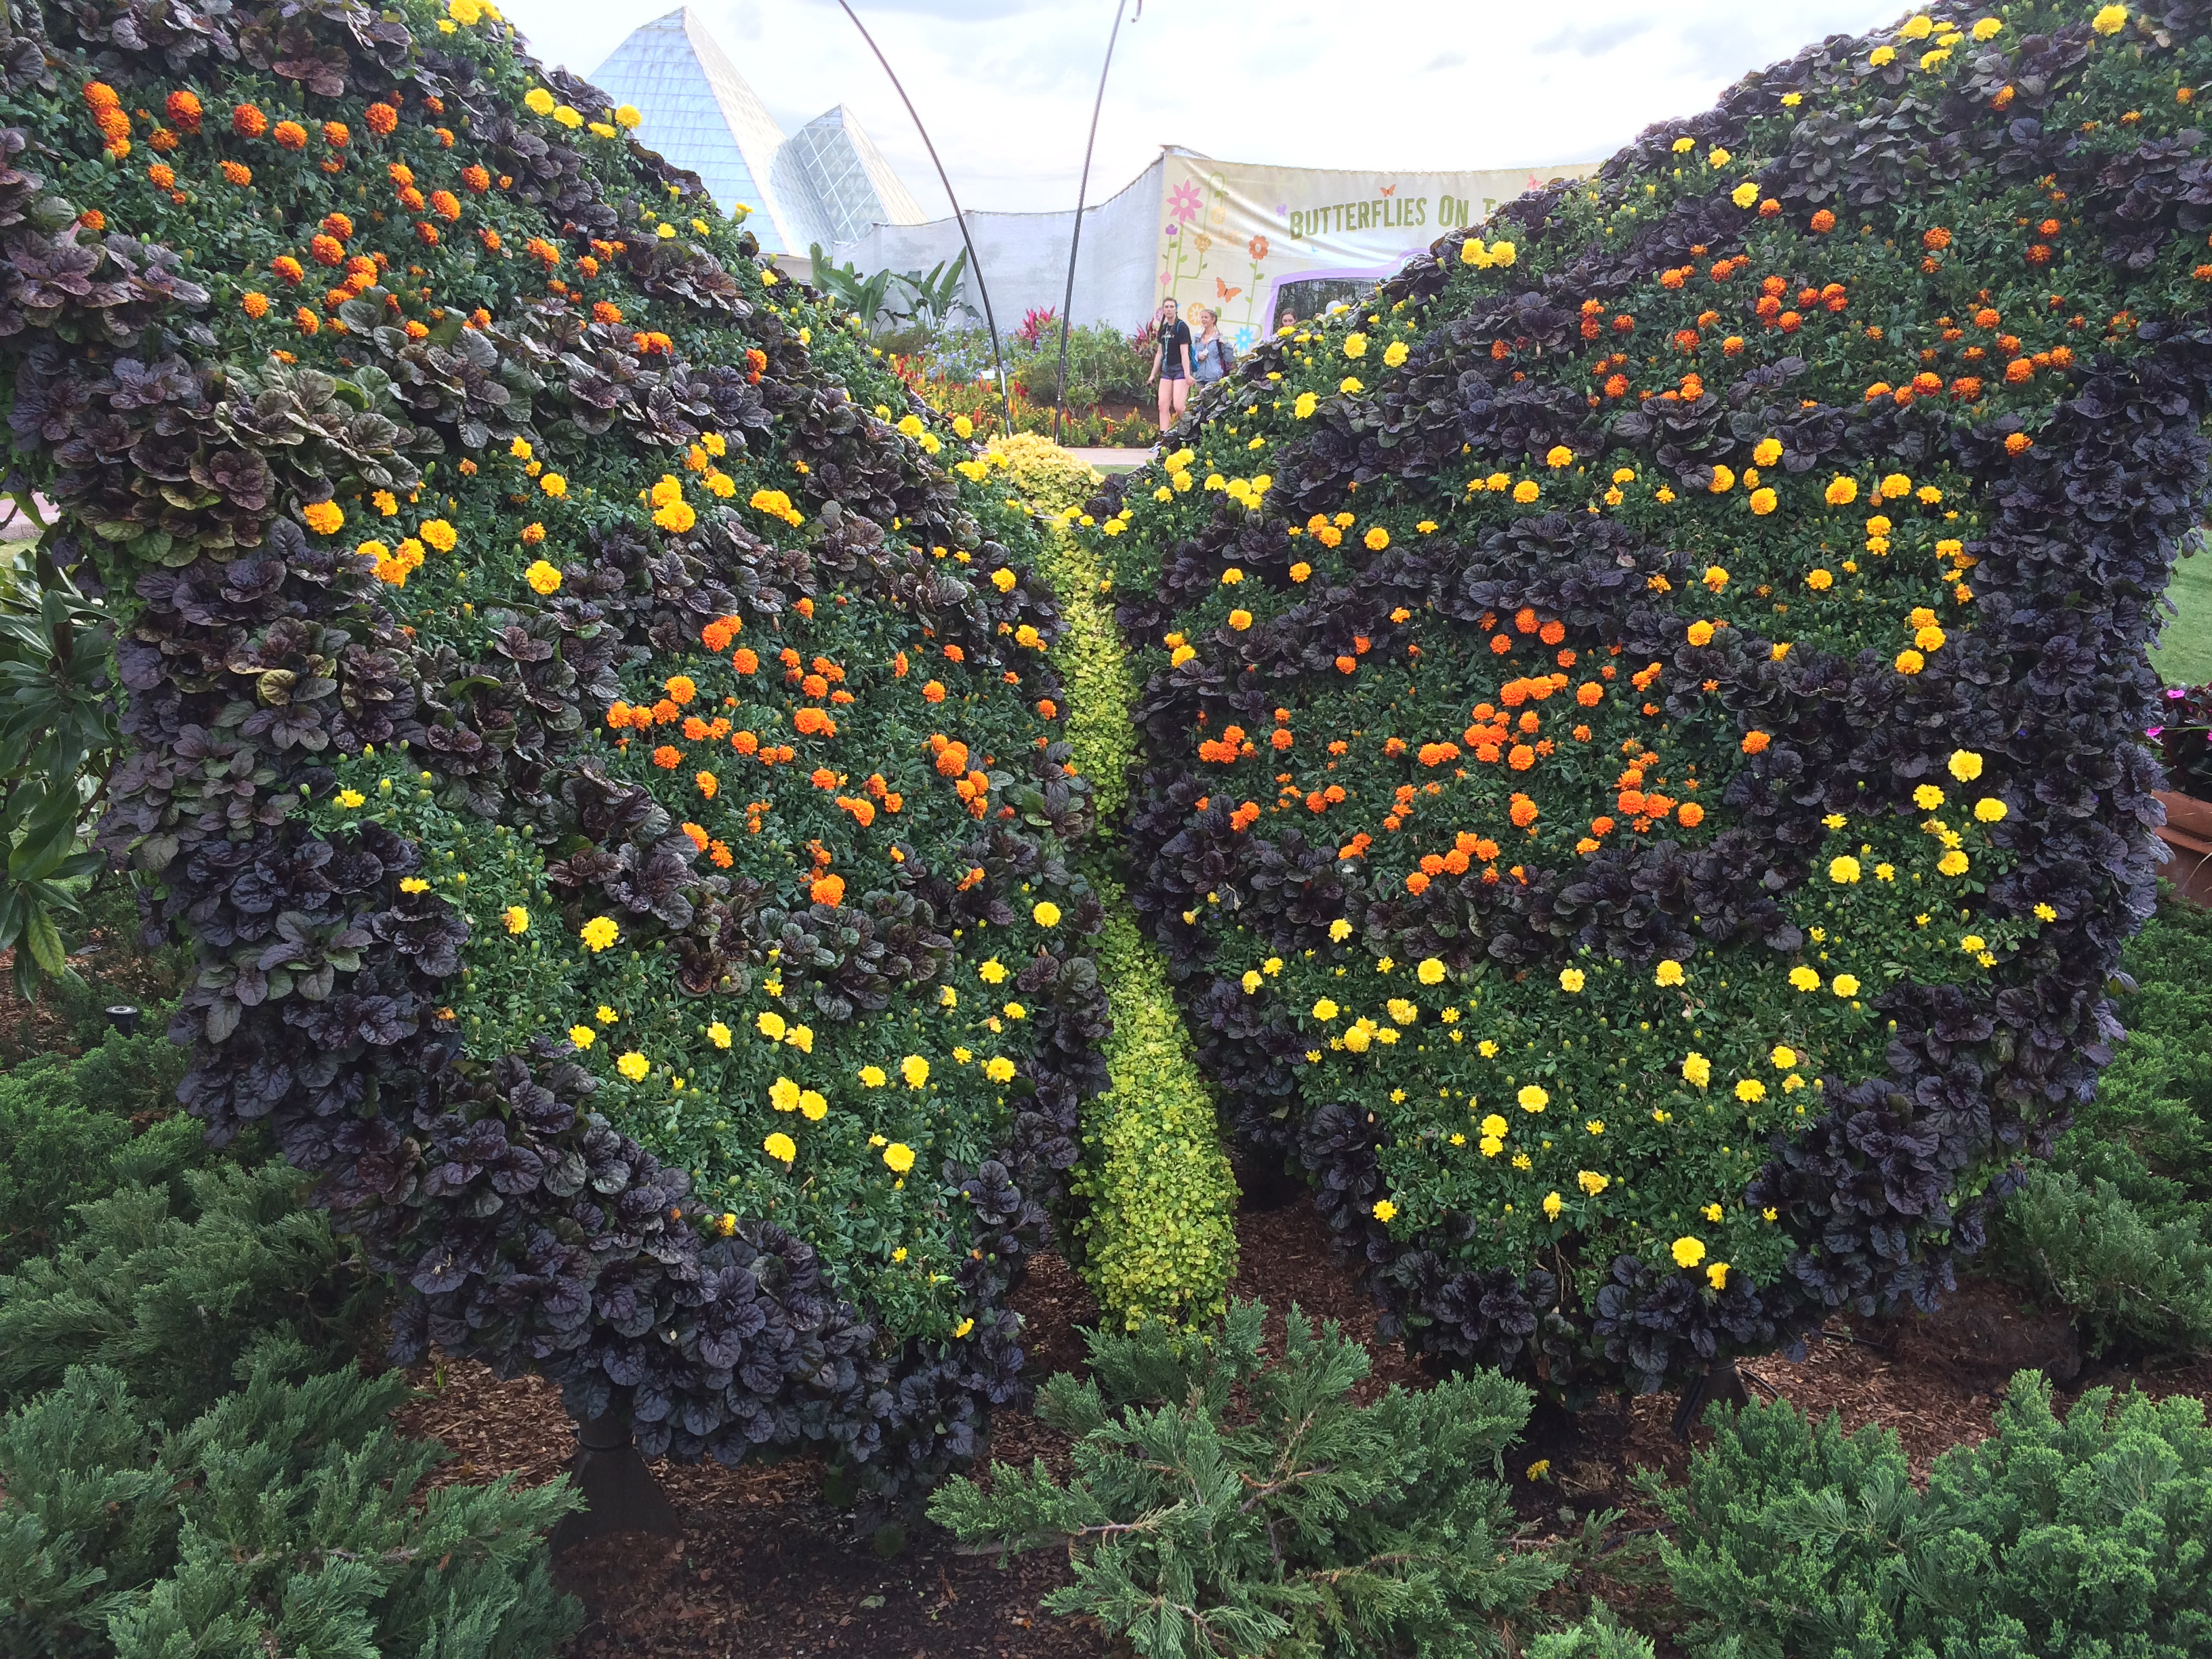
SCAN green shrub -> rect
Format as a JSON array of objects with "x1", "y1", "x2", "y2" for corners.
[
  {"x1": 0, "y1": 1340, "x2": 579, "y2": 1659},
  {"x1": 1648, "y1": 1373, "x2": 2212, "y2": 1659},
  {"x1": 1989, "y1": 897, "x2": 2212, "y2": 1353},
  {"x1": 0, "y1": 1161, "x2": 379, "y2": 1422},
  {"x1": 0, "y1": 1032, "x2": 198, "y2": 1271},
  {"x1": 927, "y1": 1298, "x2": 1563, "y2": 1658},
  {"x1": 1526, "y1": 1604, "x2": 1658, "y2": 1659},
  {"x1": 1070, "y1": 901, "x2": 1239, "y2": 1328},
  {"x1": 994, "y1": 434, "x2": 1238, "y2": 1325}
]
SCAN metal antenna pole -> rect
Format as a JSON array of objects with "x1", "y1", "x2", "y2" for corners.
[
  {"x1": 1054, "y1": 0, "x2": 1138, "y2": 447},
  {"x1": 836, "y1": 0, "x2": 1012, "y2": 437}
]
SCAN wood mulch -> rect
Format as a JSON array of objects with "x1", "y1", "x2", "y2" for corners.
[{"x1": 394, "y1": 1184, "x2": 2211, "y2": 1658}]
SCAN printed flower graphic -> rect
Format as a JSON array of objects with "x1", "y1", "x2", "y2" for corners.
[
  {"x1": 1168, "y1": 180, "x2": 1202, "y2": 223},
  {"x1": 1248, "y1": 234, "x2": 1268, "y2": 262}
]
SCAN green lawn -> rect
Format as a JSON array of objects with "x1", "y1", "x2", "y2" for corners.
[{"x1": 2152, "y1": 546, "x2": 2212, "y2": 689}]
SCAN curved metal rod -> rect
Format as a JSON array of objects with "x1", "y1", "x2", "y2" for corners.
[
  {"x1": 1054, "y1": 0, "x2": 1139, "y2": 447},
  {"x1": 836, "y1": 0, "x2": 1012, "y2": 438}
]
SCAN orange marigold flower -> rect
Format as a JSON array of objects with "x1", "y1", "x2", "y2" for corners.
[
  {"x1": 165, "y1": 89, "x2": 202, "y2": 131},
  {"x1": 2004, "y1": 432, "x2": 2033, "y2": 455},
  {"x1": 592, "y1": 300, "x2": 623, "y2": 325},
  {"x1": 430, "y1": 189, "x2": 461, "y2": 221},
  {"x1": 83, "y1": 79, "x2": 121, "y2": 109},
  {"x1": 793, "y1": 707, "x2": 838, "y2": 738},
  {"x1": 731, "y1": 731, "x2": 760, "y2": 756},
  {"x1": 415, "y1": 221, "x2": 439, "y2": 245},
  {"x1": 1740, "y1": 730, "x2": 1771, "y2": 754},
  {"x1": 220, "y1": 159, "x2": 252, "y2": 186},
  {"x1": 651, "y1": 745, "x2": 682, "y2": 769},
  {"x1": 273, "y1": 119, "x2": 307, "y2": 149},
  {"x1": 1810, "y1": 209, "x2": 1835, "y2": 232},
  {"x1": 810, "y1": 872, "x2": 846, "y2": 906},
  {"x1": 922, "y1": 679, "x2": 947, "y2": 703},
  {"x1": 232, "y1": 102, "x2": 267, "y2": 136},
  {"x1": 322, "y1": 121, "x2": 349, "y2": 147},
  {"x1": 434, "y1": 127, "x2": 455, "y2": 148},
  {"x1": 1677, "y1": 802, "x2": 1705, "y2": 827},
  {"x1": 310, "y1": 233, "x2": 344, "y2": 266},
  {"x1": 732, "y1": 647, "x2": 759, "y2": 675},
  {"x1": 240, "y1": 289, "x2": 270, "y2": 318},
  {"x1": 664, "y1": 674, "x2": 697, "y2": 705},
  {"x1": 462, "y1": 163, "x2": 491, "y2": 192},
  {"x1": 365, "y1": 102, "x2": 398, "y2": 136},
  {"x1": 1922, "y1": 226, "x2": 1952, "y2": 251},
  {"x1": 295, "y1": 306, "x2": 318, "y2": 333},
  {"x1": 148, "y1": 161, "x2": 176, "y2": 188}
]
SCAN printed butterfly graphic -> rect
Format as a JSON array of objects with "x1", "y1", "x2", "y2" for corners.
[
  {"x1": 1378, "y1": 182, "x2": 1396, "y2": 197},
  {"x1": 1214, "y1": 276, "x2": 1242, "y2": 302}
]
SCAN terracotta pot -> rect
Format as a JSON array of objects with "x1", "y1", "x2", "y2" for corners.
[{"x1": 2154, "y1": 790, "x2": 2212, "y2": 908}]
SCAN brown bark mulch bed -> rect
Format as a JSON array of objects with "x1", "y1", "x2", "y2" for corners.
[{"x1": 394, "y1": 1187, "x2": 2211, "y2": 1658}]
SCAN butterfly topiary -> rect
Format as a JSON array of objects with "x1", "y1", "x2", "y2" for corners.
[
  {"x1": 0, "y1": 0, "x2": 1104, "y2": 1521},
  {"x1": 1095, "y1": 0, "x2": 2211, "y2": 1396}
]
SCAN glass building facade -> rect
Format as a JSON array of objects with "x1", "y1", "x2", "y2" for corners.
[{"x1": 589, "y1": 7, "x2": 923, "y2": 258}]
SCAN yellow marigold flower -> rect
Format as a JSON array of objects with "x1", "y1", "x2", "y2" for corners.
[
  {"x1": 1770, "y1": 1045, "x2": 1798, "y2": 1069},
  {"x1": 756, "y1": 1011, "x2": 787, "y2": 1040},
  {"x1": 540, "y1": 474, "x2": 567, "y2": 497},
  {"x1": 1343, "y1": 333, "x2": 1368, "y2": 359},
  {"x1": 1545, "y1": 445, "x2": 1574, "y2": 468},
  {"x1": 764, "y1": 1131, "x2": 796, "y2": 1164},
  {"x1": 1730, "y1": 181, "x2": 1759, "y2": 209},
  {"x1": 1578, "y1": 1170, "x2": 1610, "y2": 1196},
  {"x1": 580, "y1": 916, "x2": 619, "y2": 951},
  {"x1": 1682, "y1": 1052, "x2": 1713, "y2": 1088},
  {"x1": 1294, "y1": 390, "x2": 1318, "y2": 419},
  {"x1": 1749, "y1": 487, "x2": 1777, "y2": 515},
  {"x1": 1512, "y1": 478, "x2": 1540, "y2": 504},
  {"x1": 979, "y1": 958, "x2": 1008, "y2": 985},
  {"x1": 1385, "y1": 998, "x2": 1419, "y2": 1027},
  {"x1": 616, "y1": 1050, "x2": 649, "y2": 1082},
  {"x1": 1417, "y1": 957, "x2": 1446, "y2": 985},
  {"x1": 1735, "y1": 1076, "x2": 1767, "y2": 1103},
  {"x1": 2034, "y1": 902, "x2": 2057, "y2": 922},
  {"x1": 1542, "y1": 1191, "x2": 1564, "y2": 1219},
  {"x1": 1975, "y1": 796, "x2": 2007, "y2": 823},
  {"x1": 1832, "y1": 972, "x2": 1861, "y2": 997},
  {"x1": 768, "y1": 1077, "x2": 801, "y2": 1112},
  {"x1": 525, "y1": 87, "x2": 556, "y2": 114},
  {"x1": 859, "y1": 1065, "x2": 886, "y2": 1088},
  {"x1": 788, "y1": 1025, "x2": 814, "y2": 1054},
  {"x1": 2092, "y1": 4, "x2": 2127, "y2": 34},
  {"x1": 1227, "y1": 608, "x2": 1253, "y2": 632},
  {"x1": 1752, "y1": 438, "x2": 1783, "y2": 467},
  {"x1": 1870, "y1": 44, "x2": 1897, "y2": 65},
  {"x1": 1032, "y1": 900, "x2": 1061, "y2": 927},
  {"x1": 1517, "y1": 1084, "x2": 1550, "y2": 1112},
  {"x1": 1364, "y1": 526, "x2": 1389, "y2": 551},
  {"x1": 1708, "y1": 1262, "x2": 1730, "y2": 1290},
  {"x1": 419, "y1": 518, "x2": 457, "y2": 554},
  {"x1": 1829, "y1": 855, "x2": 1862, "y2": 884},
  {"x1": 1329, "y1": 918, "x2": 1353, "y2": 943},
  {"x1": 1382, "y1": 340, "x2": 1408, "y2": 367},
  {"x1": 1948, "y1": 749, "x2": 1984, "y2": 781},
  {"x1": 1672, "y1": 1235, "x2": 1707, "y2": 1268},
  {"x1": 984, "y1": 1057, "x2": 1017, "y2": 1083},
  {"x1": 799, "y1": 1089, "x2": 827, "y2": 1121},
  {"x1": 1480, "y1": 1114, "x2": 1508, "y2": 1139},
  {"x1": 1938, "y1": 850, "x2": 1971, "y2": 876},
  {"x1": 1656, "y1": 960, "x2": 1686, "y2": 987},
  {"x1": 902, "y1": 1054, "x2": 930, "y2": 1088},
  {"x1": 1708, "y1": 146, "x2": 1731, "y2": 166},
  {"x1": 1478, "y1": 1040, "x2": 1498, "y2": 1058},
  {"x1": 502, "y1": 905, "x2": 529, "y2": 935},
  {"x1": 569, "y1": 1025, "x2": 595, "y2": 1048},
  {"x1": 1824, "y1": 476, "x2": 1859, "y2": 506},
  {"x1": 1338, "y1": 375, "x2": 1364, "y2": 394},
  {"x1": 1311, "y1": 998, "x2": 1340, "y2": 1022},
  {"x1": 1789, "y1": 966, "x2": 1821, "y2": 991},
  {"x1": 302, "y1": 501, "x2": 345, "y2": 535},
  {"x1": 1914, "y1": 784, "x2": 1946, "y2": 811},
  {"x1": 1372, "y1": 1198, "x2": 1397, "y2": 1223},
  {"x1": 525, "y1": 559, "x2": 562, "y2": 595},
  {"x1": 1559, "y1": 967, "x2": 1586, "y2": 992},
  {"x1": 336, "y1": 787, "x2": 367, "y2": 809}
]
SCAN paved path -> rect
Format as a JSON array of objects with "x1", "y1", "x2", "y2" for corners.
[{"x1": 1066, "y1": 447, "x2": 1150, "y2": 474}]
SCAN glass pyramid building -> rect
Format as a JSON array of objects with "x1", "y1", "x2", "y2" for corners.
[{"x1": 589, "y1": 7, "x2": 924, "y2": 258}]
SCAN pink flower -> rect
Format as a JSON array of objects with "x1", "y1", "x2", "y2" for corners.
[
  {"x1": 1249, "y1": 234, "x2": 1269, "y2": 262},
  {"x1": 1168, "y1": 180, "x2": 1202, "y2": 223}
]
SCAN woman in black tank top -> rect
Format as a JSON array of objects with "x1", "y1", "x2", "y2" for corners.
[{"x1": 1150, "y1": 298, "x2": 1194, "y2": 434}]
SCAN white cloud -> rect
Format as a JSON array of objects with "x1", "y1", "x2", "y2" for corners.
[{"x1": 502, "y1": 0, "x2": 1896, "y2": 220}]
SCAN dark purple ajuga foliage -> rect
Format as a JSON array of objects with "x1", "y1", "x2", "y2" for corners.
[{"x1": 0, "y1": 0, "x2": 1107, "y2": 1523}]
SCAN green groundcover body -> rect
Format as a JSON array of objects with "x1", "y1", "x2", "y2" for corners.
[{"x1": 1098, "y1": 0, "x2": 2212, "y2": 1395}]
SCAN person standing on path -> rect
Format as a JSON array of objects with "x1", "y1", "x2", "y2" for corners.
[
  {"x1": 1189, "y1": 306, "x2": 1235, "y2": 390},
  {"x1": 1149, "y1": 298, "x2": 1194, "y2": 434}
]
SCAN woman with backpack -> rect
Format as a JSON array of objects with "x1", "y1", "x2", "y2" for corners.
[{"x1": 1190, "y1": 306, "x2": 1236, "y2": 390}]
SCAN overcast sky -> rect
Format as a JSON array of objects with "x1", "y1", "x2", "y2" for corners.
[{"x1": 500, "y1": 0, "x2": 1898, "y2": 218}]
